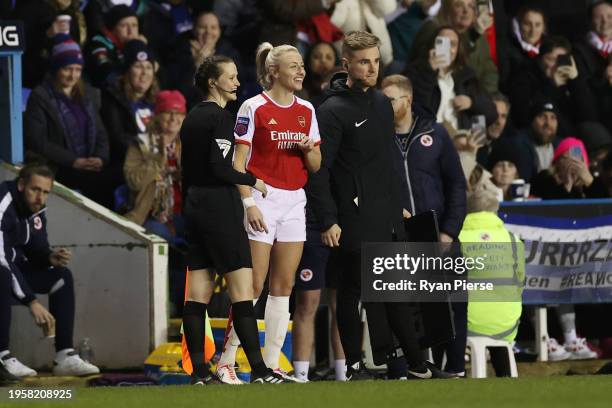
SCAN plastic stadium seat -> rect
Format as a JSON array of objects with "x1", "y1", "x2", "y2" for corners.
[{"x1": 467, "y1": 336, "x2": 518, "y2": 379}]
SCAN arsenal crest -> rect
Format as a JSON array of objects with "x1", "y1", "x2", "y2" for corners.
[{"x1": 298, "y1": 116, "x2": 306, "y2": 127}]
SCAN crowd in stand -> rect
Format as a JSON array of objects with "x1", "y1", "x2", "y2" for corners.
[{"x1": 3, "y1": 0, "x2": 612, "y2": 378}]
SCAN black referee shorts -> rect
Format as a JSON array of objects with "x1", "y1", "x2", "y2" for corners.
[{"x1": 183, "y1": 186, "x2": 252, "y2": 274}]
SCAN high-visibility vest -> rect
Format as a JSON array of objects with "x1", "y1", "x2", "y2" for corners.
[{"x1": 459, "y1": 211, "x2": 525, "y2": 343}]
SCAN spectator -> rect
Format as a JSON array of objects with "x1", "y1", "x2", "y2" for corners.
[
  {"x1": 301, "y1": 41, "x2": 340, "y2": 106},
  {"x1": 508, "y1": 36, "x2": 597, "y2": 136},
  {"x1": 574, "y1": 0, "x2": 612, "y2": 135},
  {"x1": 476, "y1": 92, "x2": 515, "y2": 167},
  {"x1": 141, "y1": 0, "x2": 193, "y2": 60},
  {"x1": 83, "y1": 0, "x2": 146, "y2": 39},
  {"x1": 599, "y1": 150, "x2": 612, "y2": 197},
  {"x1": 382, "y1": 74, "x2": 467, "y2": 377},
  {"x1": 213, "y1": 0, "x2": 262, "y2": 65},
  {"x1": 123, "y1": 90, "x2": 185, "y2": 242},
  {"x1": 12, "y1": 0, "x2": 85, "y2": 89},
  {"x1": 101, "y1": 40, "x2": 159, "y2": 174},
  {"x1": 487, "y1": 139, "x2": 522, "y2": 201},
  {"x1": 24, "y1": 34, "x2": 116, "y2": 209},
  {"x1": 330, "y1": 0, "x2": 396, "y2": 67},
  {"x1": 168, "y1": 10, "x2": 243, "y2": 109},
  {"x1": 579, "y1": 122, "x2": 612, "y2": 178},
  {"x1": 406, "y1": 25, "x2": 497, "y2": 133},
  {"x1": 387, "y1": 0, "x2": 439, "y2": 74},
  {"x1": 501, "y1": 5, "x2": 547, "y2": 87},
  {"x1": 258, "y1": 0, "x2": 336, "y2": 47},
  {"x1": 84, "y1": 5, "x2": 143, "y2": 87},
  {"x1": 516, "y1": 100, "x2": 561, "y2": 182},
  {"x1": 410, "y1": 0, "x2": 499, "y2": 93},
  {"x1": 531, "y1": 137, "x2": 605, "y2": 199},
  {"x1": 0, "y1": 164, "x2": 100, "y2": 378}
]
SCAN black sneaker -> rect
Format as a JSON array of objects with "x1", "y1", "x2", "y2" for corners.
[
  {"x1": 190, "y1": 373, "x2": 223, "y2": 385},
  {"x1": 407, "y1": 361, "x2": 459, "y2": 380},
  {"x1": 250, "y1": 370, "x2": 286, "y2": 384},
  {"x1": 0, "y1": 363, "x2": 20, "y2": 385},
  {"x1": 346, "y1": 362, "x2": 378, "y2": 381}
]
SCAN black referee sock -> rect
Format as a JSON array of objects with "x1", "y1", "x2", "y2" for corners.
[
  {"x1": 231, "y1": 301, "x2": 269, "y2": 377},
  {"x1": 183, "y1": 301, "x2": 210, "y2": 378}
]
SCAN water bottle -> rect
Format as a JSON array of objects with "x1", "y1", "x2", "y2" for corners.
[{"x1": 78, "y1": 338, "x2": 94, "y2": 363}]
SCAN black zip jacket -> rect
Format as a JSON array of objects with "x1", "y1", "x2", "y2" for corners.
[
  {"x1": 391, "y1": 105, "x2": 466, "y2": 239},
  {"x1": 307, "y1": 72, "x2": 404, "y2": 252}
]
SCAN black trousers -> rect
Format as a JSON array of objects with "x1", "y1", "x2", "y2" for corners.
[
  {"x1": 1, "y1": 263, "x2": 75, "y2": 352},
  {"x1": 333, "y1": 249, "x2": 423, "y2": 367}
]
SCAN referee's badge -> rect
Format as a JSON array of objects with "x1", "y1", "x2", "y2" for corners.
[
  {"x1": 420, "y1": 134, "x2": 433, "y2": 147},
  {"x1": 299, "y1": 269, "x2": 313, "y2": 282},
  {"x1": 215, "y1": 139, "x2": 231, "y2": 158}
]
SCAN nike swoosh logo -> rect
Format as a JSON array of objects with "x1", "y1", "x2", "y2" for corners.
[
  {"x1": 407, "y1": 368, "x2": 432, "y2": 379},
  {"x1": 355, "y1": 119, "x2": 368, "y2": 127}
]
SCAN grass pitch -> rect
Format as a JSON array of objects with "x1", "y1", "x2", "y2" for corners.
[{"x1": 2, "y1": 375, "x2": 609, "y2": 408}]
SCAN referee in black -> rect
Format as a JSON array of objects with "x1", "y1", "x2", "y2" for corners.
[{"x1": 180, "y1": 56, "x2": 287, "y2": 385}]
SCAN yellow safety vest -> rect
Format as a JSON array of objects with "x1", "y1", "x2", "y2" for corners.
[{"x1": 459, "y1": 211, "x2": 525, "y2": 343}]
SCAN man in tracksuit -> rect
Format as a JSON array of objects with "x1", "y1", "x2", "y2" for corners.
[
  {"x1": 381, "y1": 74, "x2": 467, "y2": 376},
  {"x1": 0, "y1": 164, "x2": 99, "y2": 379},
  {"x1": 308, "y1": 31, "x2": 453, "y2": 380}
]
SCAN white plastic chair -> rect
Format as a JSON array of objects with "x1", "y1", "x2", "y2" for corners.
[{"x1": 467, "y1": 336, "x2": 518, "y2": 378}]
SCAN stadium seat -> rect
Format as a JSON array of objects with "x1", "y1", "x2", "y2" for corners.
[{"x1": 467, "y1": 336, "x2": 518, "y2": 379}]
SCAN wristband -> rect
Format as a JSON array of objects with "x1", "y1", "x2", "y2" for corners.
[{"x1": 242, "y1": 197, "x2": 256, "y2": 209}]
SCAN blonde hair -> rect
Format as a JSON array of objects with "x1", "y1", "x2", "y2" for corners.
[
  {"x1": 255, "y1": 42, "x2": 300, "y2": 90},
  {"x1": 342, "y1": 31, "x2": 380, "y2": 58},
  {"x1": 381, "y1": 74, "x2": 413, "y2": 95}
]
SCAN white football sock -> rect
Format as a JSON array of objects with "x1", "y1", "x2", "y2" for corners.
[
  {"x1": 218, "y1": 298, "x2": 258, "y2": 367},
  {"x1": 263, "y1": 295, "x2": 290, "y2": 369},
  {"x1": 335, "y1": 359, "x2": 347, "y2": 381},
  {"x1": 293, "y1": 360, "x2": 309, "y2": 381}
]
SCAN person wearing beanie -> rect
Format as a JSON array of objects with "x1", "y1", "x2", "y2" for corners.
[
  {"x1": 100, "y1": 39, "x2": 159, "y2": 177},
  {"x1": 578, "y1": 121, "x2": 612, "y2": 171},
  {"x1": 516, "y1": 99, "x2": 562, "y2": 182},
  {"x1": 84, "y1": 4, "x2": 144, "y2": 87},
  {"x1": 531, "y1": 136, "x2": 607, "y2": 200},
  {"x1": 24, "y1": 34, "x2": 116, "y2": 209},
  {"x1": 487, "y1": 139, "x2": 522, "y2": 201}
]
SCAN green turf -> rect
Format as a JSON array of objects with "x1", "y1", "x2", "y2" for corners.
[{"x1": 2, "y1": 376, "x2": 609, "y2": 408}]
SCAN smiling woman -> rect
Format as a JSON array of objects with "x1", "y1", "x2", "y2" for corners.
[{"x1": 217, "y1": 42, "x2": 322, "y2": 381}]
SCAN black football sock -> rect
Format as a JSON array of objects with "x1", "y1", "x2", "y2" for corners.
[
  {"x1": 183, "y1": 301, "x2": 210, "y2": 378},
  {"x1": 231, "y1": 300, "x2": 269, "y2": 377}
]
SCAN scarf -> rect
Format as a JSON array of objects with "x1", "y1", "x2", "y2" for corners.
[
  {"x1": 587, "y1": 31, "x2": 612, "y2": 58},
  {"x1": 512, "y1": 18, "x2": 540, "y2": 58}
]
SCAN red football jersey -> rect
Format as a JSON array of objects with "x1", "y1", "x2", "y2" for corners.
[{"x1": 234, "y1": 92, "x2": 321, "y2": 190}]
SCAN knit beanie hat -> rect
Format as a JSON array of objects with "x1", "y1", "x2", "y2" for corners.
[
  {"x1": 487, "y1": 139, "x2": 523, "y2": 176},
  {"x1": 553, "y1": 137, "x2": 590, "y2": 167},
  {"x1": 104, "y1": 5, "x2": 137, "y2": 30},
  {"x1": 50, "y1": 34, "x2": 84, "y2": 72},
  {"x1": 578, "y1": 121, "x2": 612, "y2": 154},
  {"x1": 122, "y1": 39, "x2": 156, "y2": 71}
]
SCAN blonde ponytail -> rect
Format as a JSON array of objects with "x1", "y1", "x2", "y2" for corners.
[{"x1": 255, "y1": 42, "x2": 300, "y2": 90}]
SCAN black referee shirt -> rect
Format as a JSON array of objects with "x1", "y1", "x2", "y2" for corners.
[{"x1": 180, "y1": 101, "x2": 256, "y2": 195}]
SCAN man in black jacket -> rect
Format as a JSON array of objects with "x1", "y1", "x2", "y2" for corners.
[
  {"x1": 308, "y1": 31, "x2": 452, "y2": 380},
  {"x1": 0, "y1": 164, "x2": 99, "y2": 378},
  {"x1": 382, "y1": 74, "x2": 467, "y2": 376}
]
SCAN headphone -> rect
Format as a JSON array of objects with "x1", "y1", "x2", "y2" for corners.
[{"x1": 214, "y1": 82, "x2": 237, "y2": 94}]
